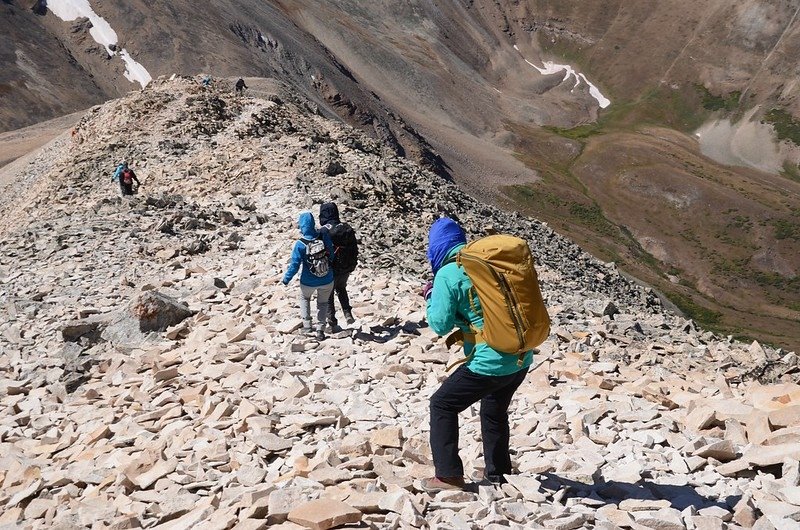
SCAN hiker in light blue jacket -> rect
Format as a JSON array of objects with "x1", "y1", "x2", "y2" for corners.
[
  {"x1": 112, "y1": 161, "x2": 127, "y2": 195},
  {"x1": 282, "y1": 212, "x2": 334, "y2": 340},
  {"x1": 421, "y1": 217, "x2": 533, "y2": 493}
]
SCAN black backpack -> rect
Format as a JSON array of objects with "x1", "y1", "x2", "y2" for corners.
[
  {"x1": 300, "y1": 237, "x2": 330, "y2": 277},
  {"x1": 327, "y1": 223, "x2": 358, "y2": 273}
]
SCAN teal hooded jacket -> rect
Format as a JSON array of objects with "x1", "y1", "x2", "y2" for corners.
[{"x1": 426, "y1": 220, "x2": 533, "y2": 376}]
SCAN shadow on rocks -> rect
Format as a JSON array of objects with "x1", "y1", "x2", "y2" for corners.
[
  {"x1": 540, "y1": 473, "x2": 741, "y2": 512},
  {"x1": 352, "y1": 319, "x2": 427, "y2": 344}
]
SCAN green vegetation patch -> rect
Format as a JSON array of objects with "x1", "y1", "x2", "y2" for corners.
[
  {"x1": 544, "y1": 124, "x2": 602, "y2": 141},
  {"x1": 695, "y1": 85, "x2": 740, "y2": 112},
  {"x1": 772, "y1": 218, "x2": 800, "y2": 240},
  {"x1": 764, "y1": 108, "x2": 800, "y2": 146},
  {"x1": 780, "y1": 161, "x2": 800, "y2": 183},
  {"x1": 667, "y1": 292, "x2": 722, "y2": 326}
]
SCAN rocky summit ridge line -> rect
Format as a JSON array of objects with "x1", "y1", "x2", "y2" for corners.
[{"x1": 0, "y1": 78, "x2": 799, "y2": 529}]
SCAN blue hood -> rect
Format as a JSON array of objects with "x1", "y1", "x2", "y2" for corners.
[
  {"x1": 298, "y1": 212, "x2": 318, "y2": 239},
  {"x1": 427, "y1": 217, "x2": 467, "y2": 274}
]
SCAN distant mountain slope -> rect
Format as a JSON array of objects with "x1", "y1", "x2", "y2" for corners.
[{"x1": 2, "y1": 0, "x2": 799, "y2": 349}]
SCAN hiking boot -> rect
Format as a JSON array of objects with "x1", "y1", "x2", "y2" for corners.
[
  {"x1": 327, "y1": 322, "x2": 342, "y2": 334},
  {"x1": 316, "y1": 329, "x2": 325, "y2": 341},
  {"x1": 344, "y1": 310, "x2": 355, "y2": 325},
  {"x1": 420, "y1": 476, "x2": 466, "y2": 493},
  {"x1": 469, "y1": 469, "x2": 507, "y2": 484}
]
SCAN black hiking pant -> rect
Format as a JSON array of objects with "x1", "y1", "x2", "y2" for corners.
[
  {"x1": 121, "y1": 182, "x2": 135, "y2": 195},
  {"x1": 430, "y1": 364, "x2": 528, "y2": 479},
  {"x1": 327, "y1": 271, "x2": 352, "y2": 323}
]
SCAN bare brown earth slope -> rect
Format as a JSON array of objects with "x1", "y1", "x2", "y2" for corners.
[{"x1": 1, "y1": 0, "x2": 799, "y2": 349}]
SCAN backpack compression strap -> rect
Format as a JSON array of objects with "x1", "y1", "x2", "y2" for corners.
[{"x1": 443, "y1": 328, "x2": 484, "y2": 372}]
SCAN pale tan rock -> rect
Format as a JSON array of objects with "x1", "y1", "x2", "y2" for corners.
[
  {"x1": 762, "y1": 426, "x2": 800, "y2": 446},
  {"x1": 504, "y1": 475, "x2": 547, "y2": 502},
  {"x1": 227, "y1": 323, "x2": 253, "y2": 343},
  {"x1": 596, "y1": 506, "x2": 634, "y2": 527},
  {"x1": 543, "y1": 513, "x2": 587, "y2": 530},
  {"x1": 239, "y1": 498, "x2": 270, "y2": 520},
  {"x1": 618, "y1": 499, "x2": 671, "y2": 511},
  {"x1": 746, "y1": 411, "x2": 772, "y2": 445},
  {"x1": 370, "y1": 426, "x2": 403, "y2": 448},
  {"x1": 686, "y1": 406, "x2": 717, "y2": 431},
  {"x1": 744, "y1": 443, "x2": 800, "y2": 467},
  {"x1": 716, "y1": 458, "x2": 751, "y2": 477},
  {"x1": 0, "y1": 507, "x2": 22, "y2": 525},
  {"x1": 230, "y1": 520, "x2": 268, "y2": 530},
  {"x1": 691, "y1": 515, "x2": 725, "y2": 530},
  {"x1": 255, "y1": 433, "x2": 293, "y2": 453},
  {"x1": 781, "y1": 486, "x2": 800, "y2": 506},
  {"x1": 338, "y1": 433, "x2": 371, "y2": 455},
  {"x1": 267, "y1": 488, "x2": 315, "y2": 524},
  {"x1": 632, "y1": 507, "x2": 684, "y2": 530},
  {"x1": 769, "y1": 405, "x2": 800, "y2": 429},
  {"x1": 724, "y1": 418, "x2": 749, "y2": 445},
  {"x1": 287, "y1": 499, "x2": 361, "y2": 530},
  {"x1": 237, "y1": 465, "x2": 267, "y2": 487},
  {"x1": 154, "y1": 366, "x2": 179, "y2": 382},
  {"x1": 307, "y1": 467, "x2": 351, "y2": 486},
  {"x1": 693, "y1": 439, "x2": 738, "y2": 461},
  {"x1": 343, "y1": 491, "x2": 385, "y2": 514},
  {"x1": 133, "y1": 459, "x2": 178, "y2": 489},
  {"x1": 733, "y1": 495, "x2": 758, "y2": 528},
  {"x1": 23, "y1": 497, "x2": 56, "y2": 519}
]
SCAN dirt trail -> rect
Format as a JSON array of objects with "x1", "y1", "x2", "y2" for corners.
[{"x1": 0, "y1": 110, "x2": 85, "y2": 172}]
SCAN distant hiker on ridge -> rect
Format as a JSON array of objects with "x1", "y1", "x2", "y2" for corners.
[
  {"x1": 282, "y1": 211, "x2": 335, "y2": 341},
  {"x1": 234, "y1": 78, "x2": 248, "y2": 95},
  {"x1": 319, "y1": 202, "x2": 359, "y2": 331},
  {"x1": 420, "y1": 217, "x2": 550, "y2": 492},
  {"x1": 112, "y1": 161, "x2": 140, "y2": 196}
]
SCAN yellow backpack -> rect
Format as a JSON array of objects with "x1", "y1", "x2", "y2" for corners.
[{"x1": 450, "y1": 234, "x2": 550, "y2": 364}]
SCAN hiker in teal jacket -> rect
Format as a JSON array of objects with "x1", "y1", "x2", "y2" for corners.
[
  {"x1": 282, "y1": 212, "x2": 334, "y2": 340},
  {"x1": 421, "y1": 217, "x2": 533, "y2": 493}
]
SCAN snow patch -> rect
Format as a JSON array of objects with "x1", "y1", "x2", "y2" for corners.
[
  {"x1": 47, "y1": 0, "x2": 151, "y2": 88},
  {"x1": 516, "y1": 46, "x2": 611, "y2": 109},
  {"x1": 119, "y1": 50, "x2": 152, "y2": 87}
]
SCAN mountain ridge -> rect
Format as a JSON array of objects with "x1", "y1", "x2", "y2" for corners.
[
  {"x1": 3, "y1": 0, "x2": 799, "y2": 350},
  {"x1": 1, "y1": 76, "x2": 799, "y2": 529}
]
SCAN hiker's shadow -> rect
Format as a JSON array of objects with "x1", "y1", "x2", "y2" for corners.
[
  {"x1": 539, "y1": 473, "x2": 741, "y2": 511},
  {"x1": 352, "y1": 319, "x2": 427, "y2": 344}
]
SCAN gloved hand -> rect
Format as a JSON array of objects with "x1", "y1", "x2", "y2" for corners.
[{"x1": 421, "y1": 280, "x2": 433, "y2": 300}]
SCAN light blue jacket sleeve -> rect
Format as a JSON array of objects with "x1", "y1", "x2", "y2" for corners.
[{"x1": 282, "y1": 241, "x2": 304, "y2": 284}]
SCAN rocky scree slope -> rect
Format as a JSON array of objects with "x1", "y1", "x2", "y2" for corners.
[{"x1": 0, "y1": 78, "x2": 799, "y2": 529}]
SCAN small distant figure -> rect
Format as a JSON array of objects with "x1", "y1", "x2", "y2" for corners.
[
  {"x1": 201, "y1": 74, "x2": 212, "y2": 88},
  {"x1": 234, "y1": 78, "x2": 248, "y2": 95},
  {"x1": 112, "y1": 161, "x2": 140, "y2": 196}
]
